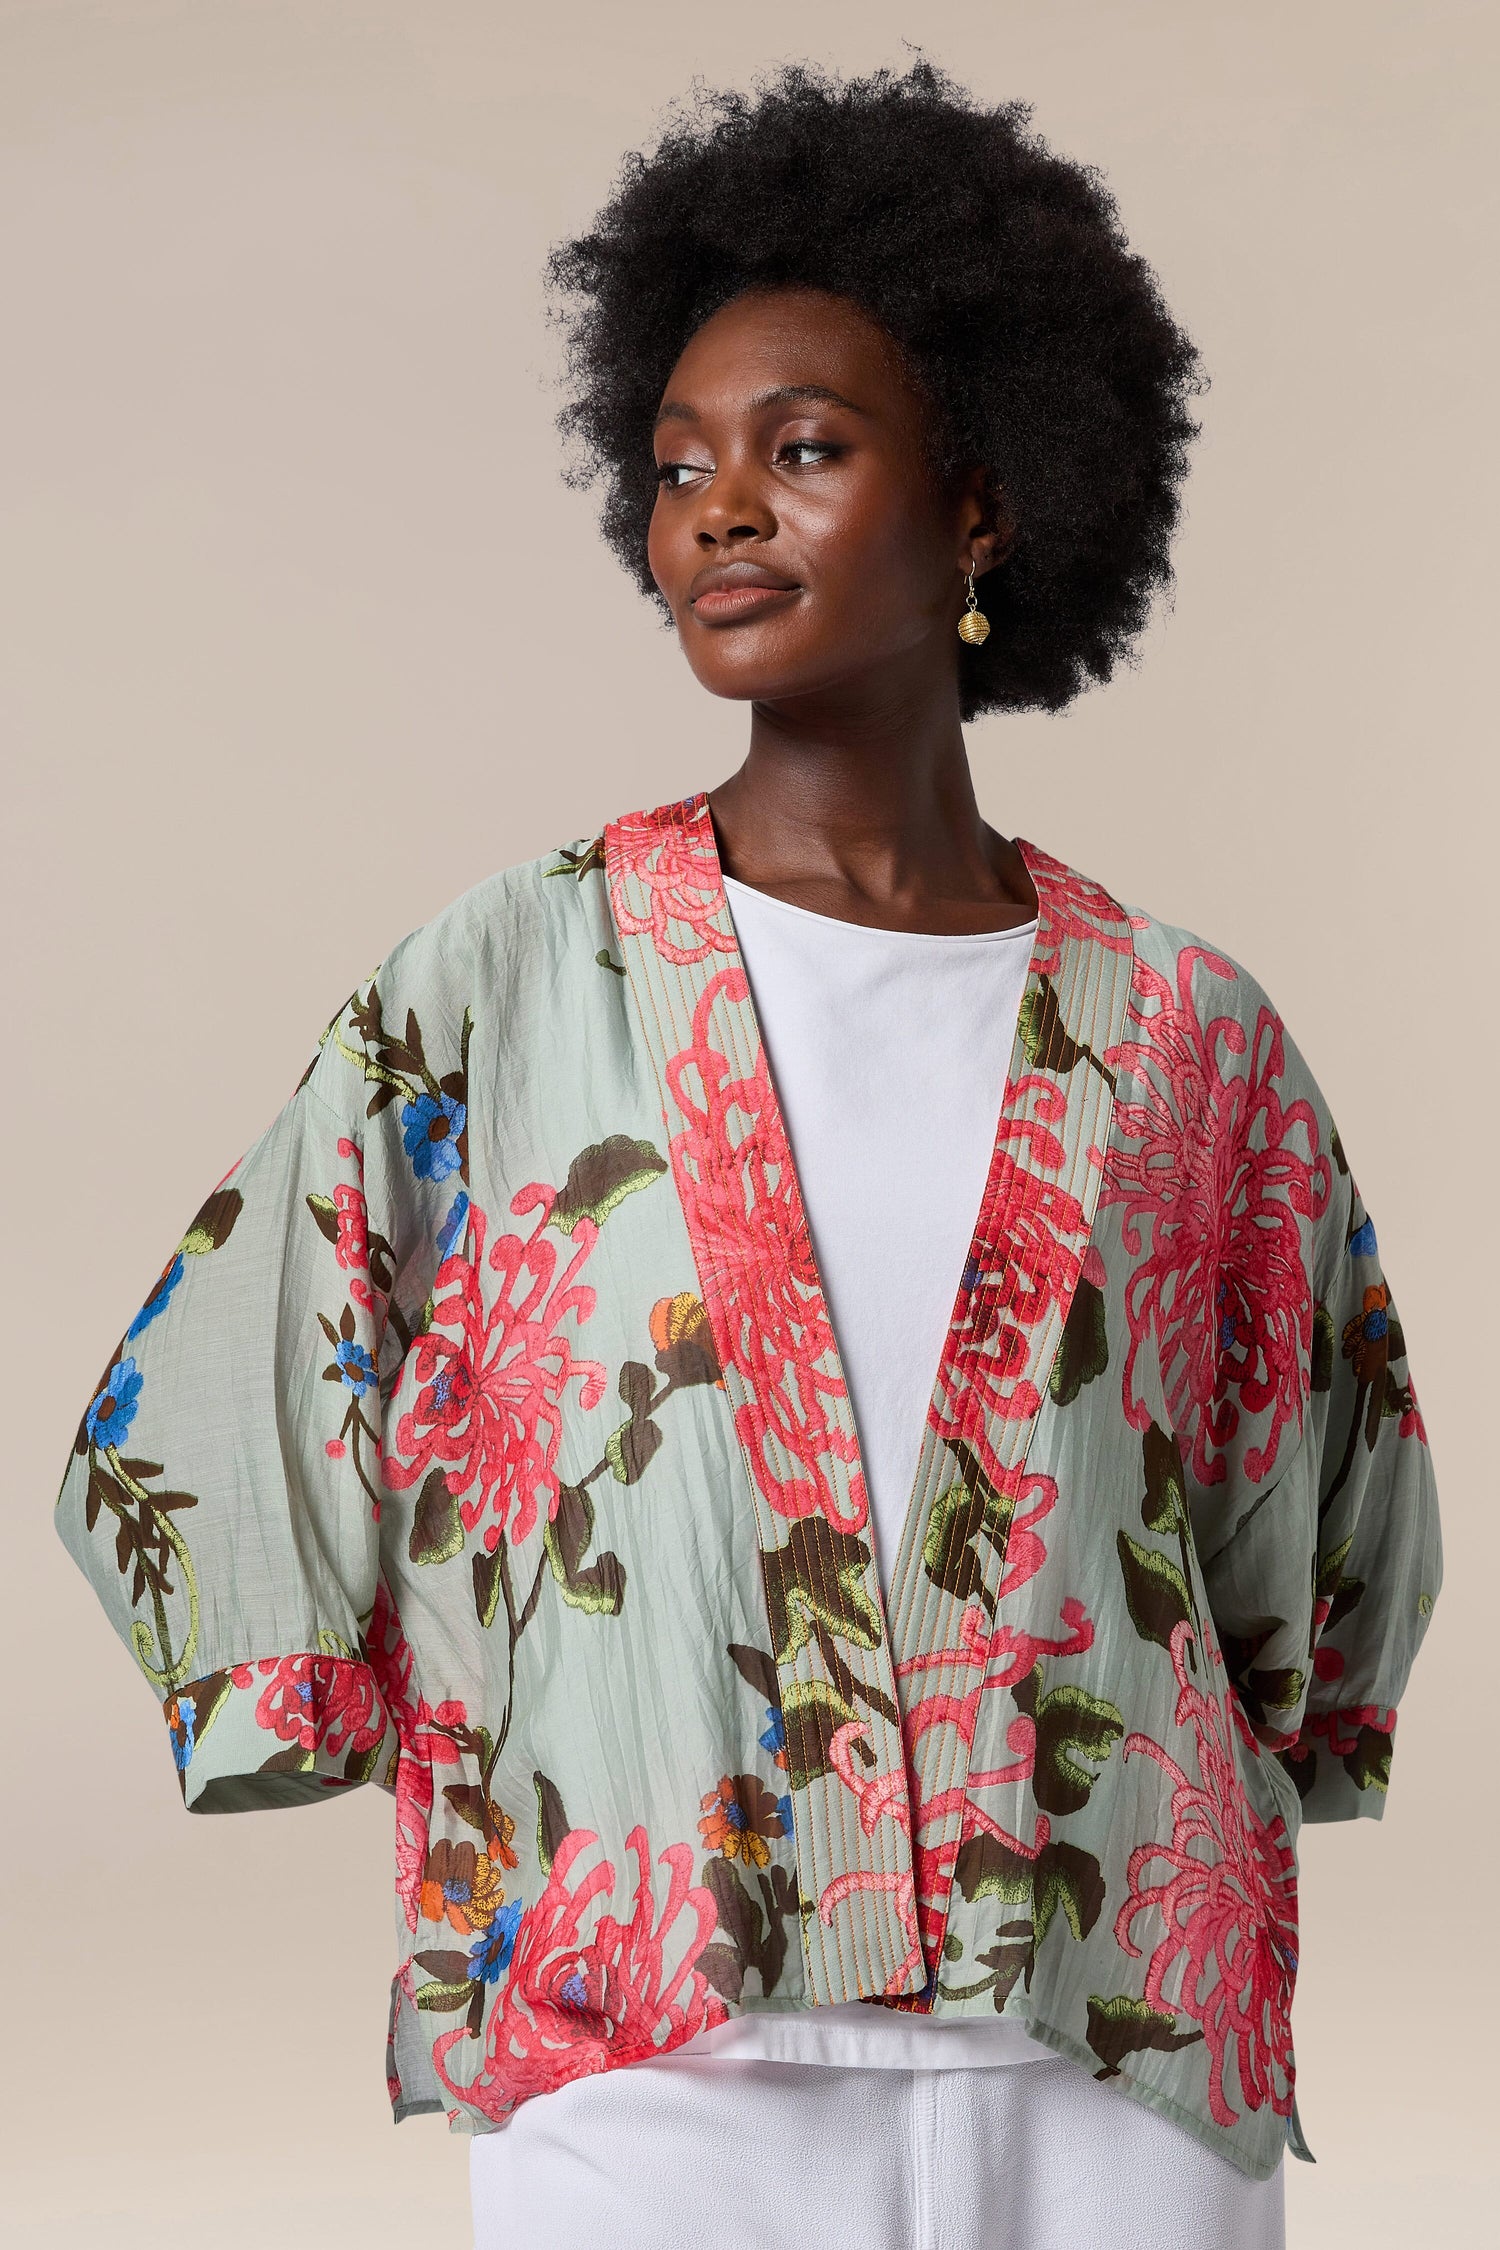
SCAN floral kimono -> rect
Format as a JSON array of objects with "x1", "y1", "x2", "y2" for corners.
[{"x1": 54, "y1": 788, "x2": 1442, "y2": 2185}]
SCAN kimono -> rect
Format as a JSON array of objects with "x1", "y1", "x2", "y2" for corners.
[{"x1": 54, "y1": 787, "x2": 1443, "y2": 2186}]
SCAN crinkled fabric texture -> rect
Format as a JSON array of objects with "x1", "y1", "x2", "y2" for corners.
[{"x1": 55, "y1": 790, "x2": 1441, "y2": 2187}]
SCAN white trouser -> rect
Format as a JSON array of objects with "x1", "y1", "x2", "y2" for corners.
[{"x1": 468, "y1": 2050, "x2": 1286, "y2": 2250}]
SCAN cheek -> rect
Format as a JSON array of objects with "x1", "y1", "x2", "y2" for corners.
[
  {"x1": 798, "y1": 476, "x2": 947, "y2": 613},
  {"x1": 646, "y1": 495, "x2": 689, "y2": 604}
]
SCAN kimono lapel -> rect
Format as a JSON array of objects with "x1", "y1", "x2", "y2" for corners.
[
  {"x1": 603, "y1": 792, "x2": 917, "y2": 2004},
  {"x1": 875, "y1": 834, "x2": 1135, "y2": 2001},
  {"x1": 602, "y1": 790, "x2": 1135, "y2": 2004}
]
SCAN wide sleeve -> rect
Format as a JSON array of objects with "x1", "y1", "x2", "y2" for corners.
[
  {"x1": 53, "y1": 998, "x2": 407, "y2": 1815},
  {"x1": 1196, "y1": 1096, "x2": 1444, "y2": 1826},
  {"x1": 1276, "y1": 1144, "x2": 1443, "y2": 1819}
]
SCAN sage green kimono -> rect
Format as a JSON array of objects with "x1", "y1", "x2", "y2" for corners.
[{"x1": 54, "y1": 788, "x2": 1442, "y2": 2184}]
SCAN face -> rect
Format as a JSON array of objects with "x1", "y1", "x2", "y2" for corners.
[{"x1": 647, "y1": 287, "x2": 997, "y2": 707}]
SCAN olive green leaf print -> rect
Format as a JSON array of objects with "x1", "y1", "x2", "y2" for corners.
[
  {"x1": 66, "y1": 1181, "x2": 247, "y2": 1691},
  {"x1": 1085, "y1": 1994, "x2": 1204, "y2": 2077}
]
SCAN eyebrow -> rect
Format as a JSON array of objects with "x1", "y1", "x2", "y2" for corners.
[{"x1": 652, "y1": 383, "x2": 867, "y2": 433}]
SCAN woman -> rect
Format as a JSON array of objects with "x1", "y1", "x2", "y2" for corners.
[{"x1": 55, "y1": 60, "x2": 1442, "y2": 2250}]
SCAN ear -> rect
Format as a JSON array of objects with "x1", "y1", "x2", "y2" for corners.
[{"x1": 956, "y1": 468, "x2": 1016, "y2": 578}]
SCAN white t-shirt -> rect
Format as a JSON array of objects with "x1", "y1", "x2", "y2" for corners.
[{"x1": 676, "y1": 872, "x2": 1061, "y2": 2069}]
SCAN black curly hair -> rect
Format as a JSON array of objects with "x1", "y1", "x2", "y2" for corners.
[{"x1": 545, "y1": 59, "x2": 1205, "y2": 720}]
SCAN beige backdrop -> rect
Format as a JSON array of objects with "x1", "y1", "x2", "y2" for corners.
[{"x1": 4, "y1": 3, "x2": 1493, "y2": 2243}]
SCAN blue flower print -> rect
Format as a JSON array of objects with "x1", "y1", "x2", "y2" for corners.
[
  {"x1": 775, "y1": 1792, "x2": 793, "y2": 1836},
  {"x1": 401, "y1": 1092, "x2": 466, "y2": 1183},
  {"x1": 1348, "y1": 1217, "x2": 1378, "y2": 1260},
  {"x1": 86, "y1": 1357, "x2": 143, "y2": 1447},
  {"x1": 436, "y1": 1190, "x2": 470, "y2": 1260},
  {"x1": 759, "y1": 1705, "x2": 787, "y2": 1761},
  {"x1": 468, "y1": 1898, "x2": 524, "y2": 1986},
  {"x1": 335, "y1": 1339, "x2": 377, "y2": 1397},
  {"x1": 127, "y1": 1253, "x2": 184, "y2": 1339},
  {"x1": 168, "y1": 1690, "x2": 198, "y2": 1771}
]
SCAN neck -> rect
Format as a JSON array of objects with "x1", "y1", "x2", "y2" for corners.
[{"x1": 704, "y1": 672, "x2": 1035, "y2": 929}]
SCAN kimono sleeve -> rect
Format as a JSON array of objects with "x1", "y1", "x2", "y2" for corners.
[
  {"x1": 52, "y1": 1007, "x2": 402, "y2": 1815},
  {"x1": 1198, "y1": 1106, "x2": 1444, "y2": 1827},
  {"x1": 1279, "y1": 1151, "x2": 1443, "y2": 1819}
]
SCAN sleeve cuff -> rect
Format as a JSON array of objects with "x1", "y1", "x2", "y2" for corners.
[
  {"x1": 164, "y1": 1651, "x2": 398, "y2": 1813},
  {"x1": 1274, "y1": 1703, "x2": 1396, "y2": 1825}
]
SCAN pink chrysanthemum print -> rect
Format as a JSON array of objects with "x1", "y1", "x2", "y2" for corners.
[
  {"x1": 382, "y1": 1191, "x2": 608, "y2": 1549},
  {"x1": 607, "y1": 805, "x2": 737, "y2": 966},
  {"x1": 1116, "y1": 1617, "x2": 1299, "y2": 2129},
  {"x1": 1020, "y1": 839, "x2": 1137, "y2": 979},
  {"x1": 665, "y1": 965, "x2": 867, "y2": 1532},
  {"x1": 433, "y1": 1823, "x2": 727, "y2": 2117},
  {"x1": 1102, "y1": 945, "x2": 1331, "y2": 1487}
]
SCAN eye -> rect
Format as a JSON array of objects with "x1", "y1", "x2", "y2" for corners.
[
  {"x1": 776, "y1": 439, "x2": 842, "y2": 467},
  {"x1": 656, "y1": 460, "x2": 709, "y2": 489}
]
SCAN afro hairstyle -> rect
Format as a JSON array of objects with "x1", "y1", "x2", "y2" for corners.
[{"x1": 545, "y1": 59, "x2": 1205, "y2": 719}]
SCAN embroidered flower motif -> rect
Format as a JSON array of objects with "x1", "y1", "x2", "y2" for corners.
[
  {"x1": 662, "y1": 965, "x2": 866, "y2": 1531},
  {"x1": 333, "y1": 1338, "x2": 378, "y2": 1396},
  {"x1": 606, "y1": 807, "x2": 736, "y2": 965},
  {"x1": 85, "y1": 1357, "x2": 143, "y2": 1447},
  {"x1": 1102, "y1": 945, "x2": 1331, "y2": 1487},
  {"x1": 1398, "y1": 1380, "x2": 1427, "y2": 1445},
  {"x1": 431, "y1": 1824, "x2": 728, "y2": 2119},
  {"x1": 820, "y1": 1467, "x2": 1087, "y2": 1992},
  {"x1": 366, "y1": 1585, "x2": 470, "y2": 1937},
  {"x1": 649, "y1": 1290, "x2": 723, "y2": 1388},
  {"x1": 249, "y1": 1652, "x2": 388, "y2": 1762},
  {"x1": 698, "y1": 1774, "x2": 788, "y2": 1866},
  {"x1": 468, "y1": 1897, "x2": 524, "y2": 1984},
  {"x1": 401, "y1": 1091, "x2": 467, "y2": 1183},
  {"x1": 436, "y1": 1190, "x2": 470, "y2": 1260},
  {"x1": 758, "y1": 1704, "x2": 789, "y2": 1769},
  {"x1": 419, "y1": 1838, "x2": 505, "y2": 1934},
  {"x1": 331, "y1": 1182, "x2": 370, "y2": 1272},
  {"x1": 127, "y1": 1253, "x2": 185, "y2": 1338},
  {"x1": 381, "y1": 1191, "x2": 608, "y2": 1549},
  {"x1": 1342, "y1": 1284, "x2": 1390, "y2": 1382},
  {"x1": 163, "y1": 1686, "x2": 198, "y2": 1770},
  {"x1": 1293, "y1": 1702, "x2": 1395, "y2": 1755},
  {"x1": 1115, "y1": 1617, "x2": 1299, "y2": 2130},
  {"x1": 930, "y1": 1110, "x2": 1090, "y2": 1485},
  {"x1": 1019, "y1": 841, "x2": 1135, "y2": 979},
  {"x1": 1348, "y1": 1216, "x2": 1378, "y2": 1260}
]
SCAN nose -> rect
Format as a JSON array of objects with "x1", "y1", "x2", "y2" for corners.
[
  {"x1": 695, "y1": 516, "x2": 764, "y2": 549},
  {"x1": 692, "y1": 455, "x2": 777, "y2": 549}
]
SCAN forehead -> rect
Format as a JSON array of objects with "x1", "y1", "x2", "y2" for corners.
[{"x1": 658, "y1": 287, "x2": 922, "y2": 423}]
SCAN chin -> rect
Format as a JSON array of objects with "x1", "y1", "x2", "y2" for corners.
[{"x1": 681, "y1": 635, "x2": 867, "y2": 706}]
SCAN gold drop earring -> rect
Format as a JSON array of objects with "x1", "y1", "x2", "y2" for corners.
[{"x1": 958, "y1": 561, "x2": 991, "y2": 646}]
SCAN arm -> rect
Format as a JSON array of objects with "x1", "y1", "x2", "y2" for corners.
[
  {"x1": 1200, "y1": 1125, "x2": 1442, "y2": 1823},
  {"x1": 53, "y1": 1000, "x2": 402, "y2": 1813}
]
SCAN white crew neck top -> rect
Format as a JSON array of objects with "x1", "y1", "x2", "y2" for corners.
[{"x1": 676, "y1": 873, "x2": 1061, "y2": 2070}]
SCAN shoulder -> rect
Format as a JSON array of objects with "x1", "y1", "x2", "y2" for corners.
[
  {"x1": 1115, "y1": 896, "x2": 1323, "y2": 1101},
  {"x1": 298, "y1": 825, "x2": 604, "y2": 1119},
  {"x1": 1107, "y1": 890, "x2": 1346, "y2": 1259},
  {"x1": 372, "y1": 827, "x2": 604, "y2": 997}
]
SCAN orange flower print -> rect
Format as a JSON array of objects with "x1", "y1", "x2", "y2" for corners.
[
  {"x1": 698, "y1": 1774, "x2": 789, "y2": 1868},
  {"x1": 1342, "y1": 1283, "x2": 1390, "y2": 1381},
  {"x1": 419, "y1": 1838, "x2": 505, "y2": 1934},
  {"x1": 649, "y1": 1291, "x2": 723, "y2": 1389}
]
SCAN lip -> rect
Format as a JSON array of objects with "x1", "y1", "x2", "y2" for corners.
[{"x1": 688, "y1": 562, "x2": 801, "y2": 624}]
